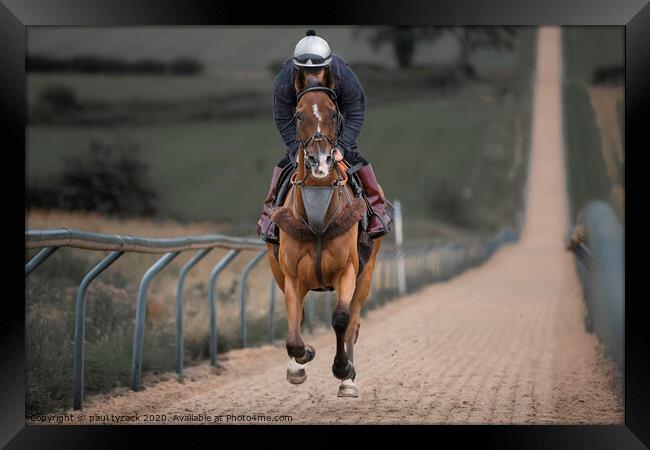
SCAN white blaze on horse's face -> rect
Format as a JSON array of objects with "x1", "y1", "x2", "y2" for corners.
[
  {"x1": 310, "y1": 103, "x2": 331, "y2": 178},
  {"x1": 312, "y1": 103, "x2": 322, "y2": 133}
]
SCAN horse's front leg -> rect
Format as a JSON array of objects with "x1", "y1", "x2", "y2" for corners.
[
  {"x1": 331, "y1": 262, "x2": 357, "y2": 381},
  {"x1": 284, "y1": 275, "x2": 315, "y2": 384},
  {"x1": 340, "y1": 238, "x2": 382, "y2": 397}
]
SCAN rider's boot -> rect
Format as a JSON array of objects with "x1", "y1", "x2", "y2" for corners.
[
  {"x1": 356, "y1": 163, "x2": 392, "y2": 239},
  {"x1": 257, "y1": 165, "x2": 283, "y2": 244}
]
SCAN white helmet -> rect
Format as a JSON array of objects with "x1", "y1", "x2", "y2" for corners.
[{"x1": 293, "y1": 29, "x2": 332, "y2": 68}]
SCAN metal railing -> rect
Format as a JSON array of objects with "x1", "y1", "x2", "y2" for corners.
[
  {"x1": 368, "y1": 228, "x2": 519, "y2": 304},
  {"x1": 25, "y1": 219, "x2": 520, "y2": 410},
  {"x1": 26, "y1": 228, "x2": 265, "y2": 410},
  {"x1": 567, "y1": 201, "x2": 624, "y2": 375}
]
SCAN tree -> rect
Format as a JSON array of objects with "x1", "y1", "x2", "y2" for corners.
[
  {"x1": 366, "y1": 26, "x2": 418, "y2": 68},
  {"x1": 361, "y1": 26, "x2": 518, "y2": 72},
  {"x1": 445, "y1": 27, "x2": 518, "y2": 78}
]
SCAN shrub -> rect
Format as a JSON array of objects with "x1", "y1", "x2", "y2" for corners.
[
  {"x1": 38, "y1": 85, "x2": 80, "y2": 111},
  {"x1": 27, "y1": 137, "x2": 159, "y2": 218},
  {"x1": 131, "y1": 59, "x2": 167, "y2": 75},
  {"x1": 169, "y1": 57, "x2": 203, "y2": 75}
]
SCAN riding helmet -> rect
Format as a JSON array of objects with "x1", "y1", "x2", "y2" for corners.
[{"x1": 293, "y1": 29, "x2": 332, "y2": 68}]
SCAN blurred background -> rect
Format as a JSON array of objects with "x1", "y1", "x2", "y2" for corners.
[{"x1": 24, "y1": 26, "x2": 623, "y2": 415}]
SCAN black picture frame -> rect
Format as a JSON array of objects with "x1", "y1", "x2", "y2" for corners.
[{"x1": 4, "y1": 0, "x2": 648, "y2": 447}]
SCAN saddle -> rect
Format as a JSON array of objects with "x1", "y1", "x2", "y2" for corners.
[{"x1": 269, "y1": 161, "x2": 375, "y2": 288}]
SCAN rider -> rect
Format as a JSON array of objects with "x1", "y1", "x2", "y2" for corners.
[{"x1": 257, "y1": 29, "x2": 392, "y2": 244}]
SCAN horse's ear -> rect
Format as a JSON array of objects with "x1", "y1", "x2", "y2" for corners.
[
  {"x1": 324, "y1": 67, "x2": 335, "y2": 90},
  {"x1": 294, "y1": 70, "x2": 307, "y2": 94}
]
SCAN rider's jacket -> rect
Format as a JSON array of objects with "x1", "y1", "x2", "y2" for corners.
[{"x1": 273, "y1": 54, "x2": 366, "y2": 164}]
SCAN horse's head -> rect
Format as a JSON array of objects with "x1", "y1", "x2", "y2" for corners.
[{"x1": 294, "y1": 72, "x2": 340, "y2": 179}]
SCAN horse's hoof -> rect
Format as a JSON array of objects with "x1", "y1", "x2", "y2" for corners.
[
  {"x1": 287, "y1": 357, "x2": 307, "y2": 384},
  {"x1": 295, "y1": 344, "x2": 316, "y2": 364},
  {"x1": 332, "y1": 361, "x2": 355, "y2": 380},
  {"x1": 338, "y1": 379, "x2": 359, "y2": 398},
  {"x1": 287, "y1": 368, "x2": 307, "y2": 384}
]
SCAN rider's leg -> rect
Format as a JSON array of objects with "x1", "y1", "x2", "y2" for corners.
[
  {"x1": 344, "y1": 147, "x2": 392, "y2": 239},
  {"x1": 257, "y1": 156, "x2": 292, "y2": 243}
]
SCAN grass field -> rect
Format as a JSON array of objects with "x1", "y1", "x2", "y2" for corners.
[{"x1": 27, "y1": 73, "x2": 272, "y2": 105}]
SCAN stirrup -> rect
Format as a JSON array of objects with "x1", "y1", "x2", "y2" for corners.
[
  {"x1": 368, "y1": 228, "x2": 389, "y2": 239},
  {"x1": 260, "y1": 222, "x2": 279, "y2": 244},
  {"x1": 262, "y1": 235, "x2": 279, "y2": 244}
]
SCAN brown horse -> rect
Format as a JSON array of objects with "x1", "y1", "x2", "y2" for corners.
[{"x1": 266, "y1": 74, "x2": 383, "y2": 398}]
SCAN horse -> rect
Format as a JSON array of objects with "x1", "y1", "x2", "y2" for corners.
[{"x1": 266, "y1": 73, "x2": 383, "y2": 398}]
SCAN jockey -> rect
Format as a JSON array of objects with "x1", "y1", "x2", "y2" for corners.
[{"x1": 257, "y1": 29, "x2": 392, "y2": 244}]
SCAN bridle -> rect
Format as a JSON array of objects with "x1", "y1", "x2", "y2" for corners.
[{"x1": 280, "y1": 86, "x2": 344, "y2": 172}]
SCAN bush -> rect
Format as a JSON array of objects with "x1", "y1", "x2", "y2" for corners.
[
  {"x1": 169, "y1": 57, "x2": 203, "y2": 75},
  {"x1": 38, "y1": 85, "x2": 80, "y2": 111},
  {"x1": 131, "y1": 59, "x2": 167, "y2": 75},
  {"x1": 27, "y1": 138, "x2": 159, "y2": 217},
  {"x1": 592, "y1": 64, "x2": 624, "y2": 85},
  {"x1": 27, "y1": 54, "x2": 204, "y2": 75}
]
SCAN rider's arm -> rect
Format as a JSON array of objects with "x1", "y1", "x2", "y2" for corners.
[
  {"x1": 273, "y1": 62, "x2": 299, "y2": 164},
  {"x1": 335, "y1": 60, "x2": 366, "y2": 160}
]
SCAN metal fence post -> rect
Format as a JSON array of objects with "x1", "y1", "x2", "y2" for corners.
[
  {"x1": 176, "y1": 248, "x2": 212, "y2": 382},
  {"x1": 131, "y1": 251, "x2": 179, "y2": 391},
  {"x1": 393, "y1": 200, "x2": 407, "y2": 296},
  {"x1": 239, "y1": 250, "x2": 268, "y2": 348},
  {"x1": 25, "y1": 246, "x2": 59, "y2": 276},
  {"x1": 208, "y1": 249, "x2": 240, "y2": 366},
  {"x1": 73, "y1": 251, "x2": 123, "y2": 410}
]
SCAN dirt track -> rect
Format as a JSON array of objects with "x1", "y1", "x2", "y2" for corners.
[{"x1": 43, "y1": 27, "x2": 622, "y2": 425}]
